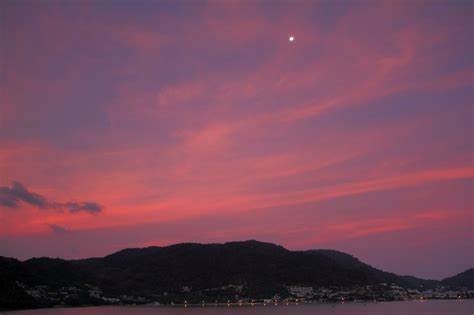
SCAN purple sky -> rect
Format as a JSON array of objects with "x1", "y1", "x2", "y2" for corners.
[{"x1": 0, "y1": 0, "x2": 472, "y2": 279}]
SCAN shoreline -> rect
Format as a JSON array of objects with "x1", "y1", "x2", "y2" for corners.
[{"x1": 3, "y1": 297, "x2": 472, "y2": 313}]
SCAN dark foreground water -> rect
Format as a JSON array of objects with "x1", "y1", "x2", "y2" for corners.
[{"x1": 5, "y1": 300, "x2": 474, "y2": 315}]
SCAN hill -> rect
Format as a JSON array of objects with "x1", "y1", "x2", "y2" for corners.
[
  {"x1": 0, "y1": 240, "x2": 471, "y2": 309},
  {"x1": 442, "y1": 268, "x2": 474, "y2": 289}
]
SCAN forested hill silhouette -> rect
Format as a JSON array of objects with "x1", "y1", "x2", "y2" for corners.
[{"x1": 1, "y1": 240, "x2": 472, "y2": 309}]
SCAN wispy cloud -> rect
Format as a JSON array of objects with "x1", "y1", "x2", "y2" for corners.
[
  {"x1": 0, "y1": 181, "x2": 48, "y2": 209},
  {"x1": 0, "y1": 181, "x2": 103, "y2": 214},
  {"x1": 48, "y1": 224, "x2": 69, "y2": 234},
  {"x1": 65, "y1": 201, "x2": 102, "y2": 214}
]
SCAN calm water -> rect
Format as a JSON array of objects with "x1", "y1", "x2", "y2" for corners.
[{"x1": 4, "y1": 300, "x2": 474, "y2": 315}]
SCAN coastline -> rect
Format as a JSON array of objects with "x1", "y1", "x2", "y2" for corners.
[{"x1": 3, "y1": 297, "x2": 473, "y2": 313}]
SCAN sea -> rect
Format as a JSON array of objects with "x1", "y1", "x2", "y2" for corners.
[{"x1": 4, "y1": 300, "x2": 473, "y2": 315}]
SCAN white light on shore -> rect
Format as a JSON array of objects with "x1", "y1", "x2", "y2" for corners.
[{"x1": 289, "y1": 36, "x2": 295, "y2": 42}]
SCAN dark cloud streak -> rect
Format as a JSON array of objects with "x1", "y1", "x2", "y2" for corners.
[
  {"x1": 48, "y1": 224, "x2": 69, "y2": 234},
  {"x1": 65, "y1": 201, "x2": 102, "y2": 214},
  {"x1": 0, "y1": 181, "x2": 102, "y2": 214},
  {"x1": 0, "y1": 181, "x2": 48, "y2": 209}
]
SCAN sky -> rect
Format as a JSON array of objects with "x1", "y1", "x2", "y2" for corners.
[{"x1": 0, "y1": 0, "x2": 472, "y2": 280}]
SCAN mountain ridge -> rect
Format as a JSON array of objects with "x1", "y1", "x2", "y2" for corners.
[{"x1": 1, "y1": 240, "x2": 472, "y2": 310}]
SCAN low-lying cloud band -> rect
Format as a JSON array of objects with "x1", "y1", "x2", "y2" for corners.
[{"x1": 0, "y1": 181, "x2": 102, "y2": 214}]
